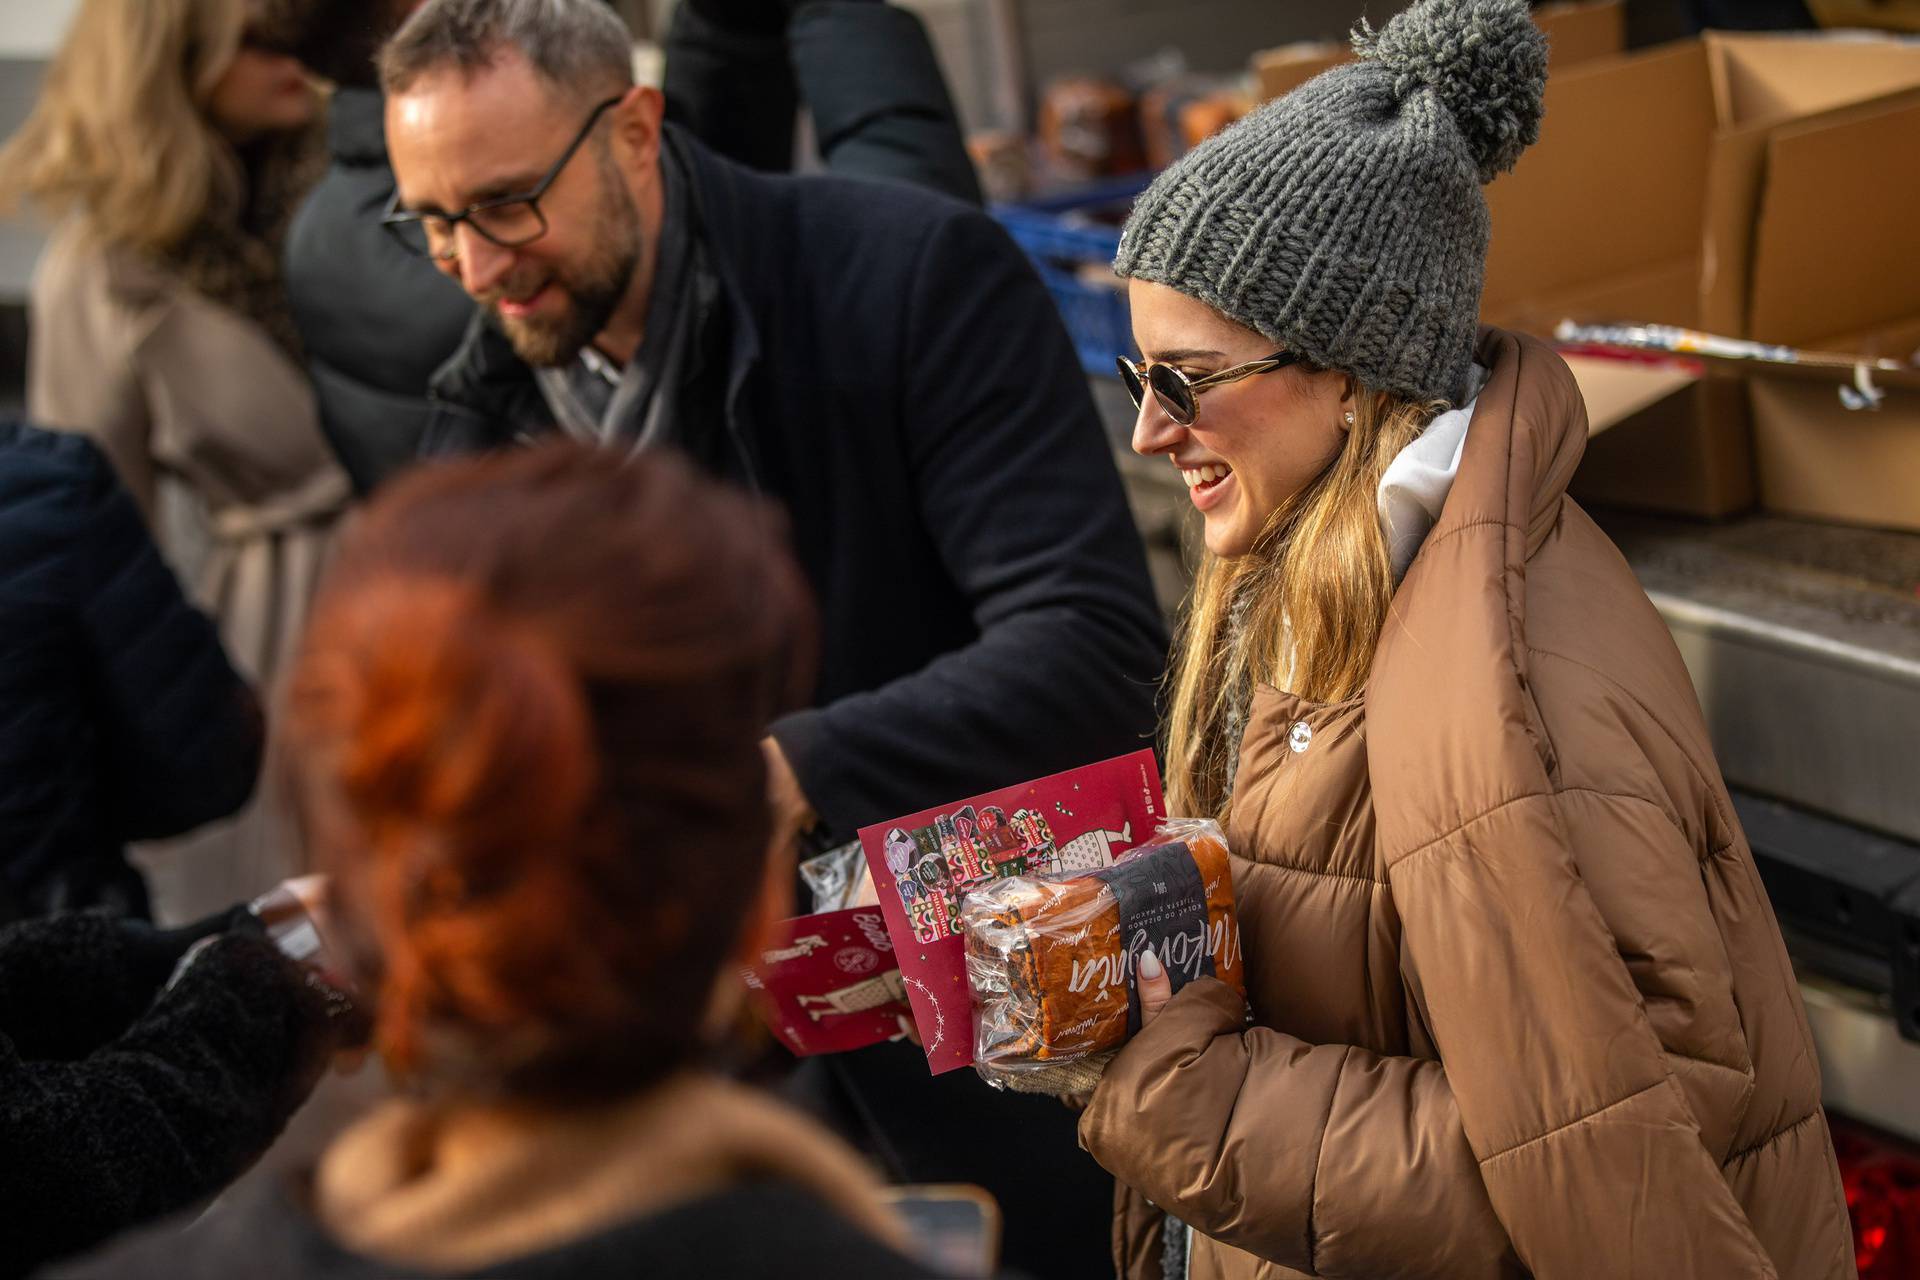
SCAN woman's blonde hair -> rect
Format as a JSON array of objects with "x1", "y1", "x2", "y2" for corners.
[
  {"x1": 1163, "y1": 384, "x2": 1444, "y2": 819},
  {"x1": 0, "y1": 0, "x2": 249, "y2": 257}
]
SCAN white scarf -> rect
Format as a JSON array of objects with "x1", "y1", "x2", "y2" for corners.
[{"x1": 1377, "y1": 363, "x2": 1491, "y2": 584}]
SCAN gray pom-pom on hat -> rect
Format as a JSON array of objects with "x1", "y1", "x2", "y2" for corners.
[{"x1": 1114, "y1": 0, "x2": 1548, "y2": 407}]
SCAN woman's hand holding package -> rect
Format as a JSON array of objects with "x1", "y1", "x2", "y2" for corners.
[
  {"x1": 962, "y1": 821, "x2": 1241, "y2": 1096},
  {"x1": 1059, "y1": 949, "x2": 1175, "y2": 1110},
  {"x1": 963, "y1": 947, "x2": 1170, "y2": 1102}
]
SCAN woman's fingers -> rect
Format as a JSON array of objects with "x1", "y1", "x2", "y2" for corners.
[{"x1": 1137, "y1": 946, "x2": 1173, "y2": 1026}]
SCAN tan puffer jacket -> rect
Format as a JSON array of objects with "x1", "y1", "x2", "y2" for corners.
[{"x1": 1081, "y1": 329, "x2": 1856, "y2": 1280}]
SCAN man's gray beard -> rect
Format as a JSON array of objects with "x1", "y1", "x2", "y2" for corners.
[
  {"x1": 498, "y1": 302, "x2": 599, "y2": 368},
  {"x1": 498, "y1": 184, "x2": 644, "y2": 368},
  {"x1": 496, "y1": 249, "x2": 635, "y2": 368}
]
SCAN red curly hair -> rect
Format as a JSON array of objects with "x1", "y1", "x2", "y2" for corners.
[{"x1": 282, "y1": 442, "x2": 815, "y2": 1097}]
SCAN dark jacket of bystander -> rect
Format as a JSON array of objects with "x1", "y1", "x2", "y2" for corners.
[{"x1": 0, "y1": 421, "x2": 262, "y2": 918}]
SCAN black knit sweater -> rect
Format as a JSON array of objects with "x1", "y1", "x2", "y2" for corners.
[{"x1": 0, "y1": 912, "x2": 332, "y2": 1277}]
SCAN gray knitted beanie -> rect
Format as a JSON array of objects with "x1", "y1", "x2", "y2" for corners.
[{"x1": 1114, "y1": 0, "x2": 1548, "y2": 407}]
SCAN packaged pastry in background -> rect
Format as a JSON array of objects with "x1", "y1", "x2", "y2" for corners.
[
  {"x1": 1037, "y1": 75, "x2": 1145, "y2": 182},
  {"x1": 962, "y1": 819, "x2": 1243, "y2": 1087}
]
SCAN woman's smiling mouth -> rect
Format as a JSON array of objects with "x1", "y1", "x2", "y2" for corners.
[
  {"x1": 1177, "y1": 461, "x2": 1235, "y2": 511},
  {"x1": 1180, "y1": 463, "x2": 1233, "y2": 490}
]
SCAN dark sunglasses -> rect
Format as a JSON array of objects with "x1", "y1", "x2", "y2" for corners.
[
  {"x1": 381, "y1": 95, "x2": 623, "y2": 262},
  {"x1": 1116, "y1": 350, "x2": 1299, "y2": 426}
]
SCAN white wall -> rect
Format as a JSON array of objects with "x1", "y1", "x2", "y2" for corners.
[{"x1": 0, "y1": 0, "x2": 81, "y2": 61}]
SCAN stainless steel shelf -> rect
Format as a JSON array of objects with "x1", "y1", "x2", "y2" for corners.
[{"x1": 1605, "y1": 512, "x2": 1920, "y2": 846}]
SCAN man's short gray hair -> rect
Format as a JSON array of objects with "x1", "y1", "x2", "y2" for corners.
[{"x1": 379, "y1": 0, "x2": 633, "y2": 101}]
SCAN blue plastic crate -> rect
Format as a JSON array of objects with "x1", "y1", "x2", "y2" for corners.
[{"x1": 993, "y1": 175, "x2": 1153, "y2": 378}]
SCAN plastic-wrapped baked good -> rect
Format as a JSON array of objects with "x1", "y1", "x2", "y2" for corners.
[{"x1": 962, "y1": 819, "x2": 1243, "y2": 1085}]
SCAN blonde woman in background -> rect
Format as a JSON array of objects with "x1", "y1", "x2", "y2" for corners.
[{"x1": 1, "y1": 0, "x2": 350, "y2": 920}]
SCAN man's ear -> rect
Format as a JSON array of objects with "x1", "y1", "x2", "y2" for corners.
[{"x1": 610, "y1": 84, "x2": 666, "y2": 169}]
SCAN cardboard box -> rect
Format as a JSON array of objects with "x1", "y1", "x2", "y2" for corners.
[
  {"x1": 1750, "y1": 377, "x2": 1920, "y2": 533},
  {"x1": 1552, "y1": 337, "x2": 1920, "y2": 532},
  {"x1": 1480, "y1": 39, "x2": 1735, "y2": 514},
  {"x1": 1563, "y1": 362, "x2": 1756, "y2": 517},
  {"x1": 1747, "y1": 318, "x2": 1920, "y2": 533},
  {"x1": 1741, "y1": 78, "x2": 1920, "y2": 531},
  {"x1": 1535, "y1": 0, "x2": 1628, "y2": 68},
  {"x1": 1250, "y1": 42, "x2": 1350, "y2": 105},
  {"x1": 1804, "y1": 0, "x2": 1920, "y2": 33},
  {"x1": 1251, "y1": 0, "x2": 1624, "y2": 103},
  {"x1": 1479, "y1": 33, "x2": 1920, "y2": 518}
]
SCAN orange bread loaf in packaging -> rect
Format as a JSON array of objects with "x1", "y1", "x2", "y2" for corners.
[{"x1": 962, "y1": 820, "x2": 1243, "y2": 1083}]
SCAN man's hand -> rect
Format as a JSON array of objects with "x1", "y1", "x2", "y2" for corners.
[{"x1": 762, "y1": 737, "x2": 817, "y2": 846}]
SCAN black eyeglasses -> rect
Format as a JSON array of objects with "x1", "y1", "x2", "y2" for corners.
[
  {"x1": 382, "y1": 95, "x2": 623, "y2": 262},
  {"x1": 1116, "y1": 351, "x2": 1299, "y2": 426}
]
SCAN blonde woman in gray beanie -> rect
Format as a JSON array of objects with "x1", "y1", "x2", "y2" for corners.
[{"x1": 1077, "y1": 2, "x2": 1854, "y2": 1277}]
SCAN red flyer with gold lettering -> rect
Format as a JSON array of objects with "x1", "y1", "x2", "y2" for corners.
[{"x1": 858, "y1": 750, "x2": 1165, "y2": 1074}]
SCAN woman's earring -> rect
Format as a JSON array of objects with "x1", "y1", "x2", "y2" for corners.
[{"x1": 1342, "y1": 409, "x2": 1355, "y2": 428}]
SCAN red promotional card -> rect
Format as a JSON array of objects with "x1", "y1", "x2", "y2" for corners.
[
  {"x1": 744, "y1": 907, "x2": 914, "y2": 1057},
  {"x1": 859, "y1": 750, "x2": 1165, "y2": 1074}
]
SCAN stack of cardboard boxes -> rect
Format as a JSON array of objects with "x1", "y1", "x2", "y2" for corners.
[
  {"x1": 1254, "y1": 5, "x2": 1920, "y2": 532},
  {"x1": 1483, "y1": 31, "x2": 1920, "y2": 531}
]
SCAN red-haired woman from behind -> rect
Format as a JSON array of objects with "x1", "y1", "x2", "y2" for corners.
[{"x1": 53, "y1": 442, "x2": 957, "y2": 1280}]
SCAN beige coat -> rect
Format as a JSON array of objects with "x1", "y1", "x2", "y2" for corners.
[
  {"x1": 28, "y1": 223, "x2": 351, "y2": 920},
  {"x1": 28, "y1": 221, "x2": 349, "y2": 688},
  {"x1": 1081, "y1": 329, "x2": 1855, "y2": 1280},
  {"x1": 314, "y1": 1074, "x2": 910, "y2": 1271}
]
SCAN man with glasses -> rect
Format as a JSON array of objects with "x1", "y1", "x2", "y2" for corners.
[
  {"x1": 380, "y1": 3, "x2": 1162, "y2": 1275},
  {"x1": 286, "y1": 0, "x2": 979, "y2": 496}
]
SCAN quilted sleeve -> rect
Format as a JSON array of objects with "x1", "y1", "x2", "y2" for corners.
[
  {"x1": 1082, "y1": 978, "x2": 1521, "y2": 1278},
  {"x1": 1389, "y1": 792, "x2": 1779, "y2": 1277}
]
